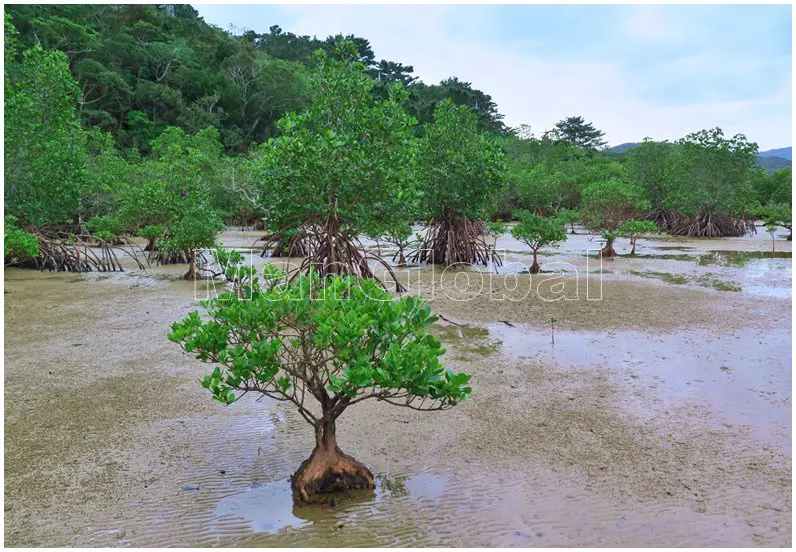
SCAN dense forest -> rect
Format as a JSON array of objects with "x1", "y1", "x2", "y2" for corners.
[{"x1": 4, "y1": 4, "x2": 793, "y2": 273}]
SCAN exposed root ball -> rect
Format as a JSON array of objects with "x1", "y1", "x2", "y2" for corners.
[
  {"x1": 291, "y1": 445, "x2": 375, "y2": 504},
  {"x1": 599, "y1": 241, "x2": 617, "y2": 259},
  {"x1": 410, "y1": 218, "x2": 501, "y2": 267}
]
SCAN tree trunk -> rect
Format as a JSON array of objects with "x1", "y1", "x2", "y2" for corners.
[
  {"x1": 183, "y1": 250, "x2": 197, "y2": 280},
  {"x1": 144, "y1": 237, "x2": 157, "y2": 252},
  {"x1": 290, "y1": 419, "x2": 375, "y2": 504},
  {"x1": 630, "y1": 238, "x2": 636, "y2": 256},
  {"x1": 529, "y1": 250, "x2": 541, "y2": 274},
  {"x1": 570, "y1": 222, "x2": 576, "y2": 235},
  {"x1": 599, "y1": 238, "x2": 617, "y2": 259},
  {"x1": 397, "y1": 247, "x2": 407, "y2": 267}
]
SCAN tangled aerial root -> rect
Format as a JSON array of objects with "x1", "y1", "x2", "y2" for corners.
[
  {"x1": 265, "y1": 212, "x2": 405, "y2": 292},
  {"x1": 153, "y1": 249, "x2": 189, "y2": 265},
  {"x1": 653, "y1": 210, "x2": 755, "y2": 238},
  {"x1": 410, "y1": 218, "x2": 501, "y2": 267},
  {"x1": 259, "y1": 227, "x2": 310, "y2": 258},
  {"x1": 32, "y1": 231, "x2": 147, "y2": 272}
]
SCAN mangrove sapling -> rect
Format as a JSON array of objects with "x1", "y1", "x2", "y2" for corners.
[
  {"x1": 382, "y1": 222, "x2": 414, "y2": 267},
  {"x1": 204, "y1": 248, "x2": 259, "y2": 297},
  {"x1": 600, "y1": 231, "x2": 618, "y2": 259},
  {"x1": 168, "y1": 265, "x2": 471, "y2": 504},
  {"x1": 617, "y1": 219, "x2": 660, "y2": 255},
  {"x1": 4, "y1": 216, "x2": 39, "y2": 266},
  {"x1": 124, "y1": 126, "x2": 227, "y2": 272},
  {"x1": 411, "y1": 99, "x2": 506, "y2": 267},
  {"x1": 160, "y1": 204, "x2": 223, "y2": 280},
  {"x1": 485, "y1": 221, "x2": 507, "y2": 245},
  {"x1": 761, "y1": 203, "x2": 792, "y2": 242},
  {"x1": 556, "y1": 209, "x2": 580, "y2": 235},
  {"x1": 766, "y1": 223, "x2": 778, "y2": 254},
  {"x1": 580, "y1": 178, "x2": 649, "y2": 257},
  {"x1": 510, "y1": 211, "x2": 567, "y2": 274},
  {"x1": 139, "y1": 224, "x2": 166, "y2": 253}
]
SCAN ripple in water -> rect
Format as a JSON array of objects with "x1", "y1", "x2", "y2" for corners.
[{"x1": 208, "y1": 472, "x2": 451, "y2": 537}]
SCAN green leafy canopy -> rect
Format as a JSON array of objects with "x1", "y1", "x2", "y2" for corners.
[
  {"x1": 511, "y1": 211, "x2": 567, "y2": 251},
  {"x1": 168, "y1": 265, "x2": 471, "y2": 420},
  {"x1": 617, "y1": 219, "x2": 659, "y2": 238},
  {"x1": 4, "y1": 216, "x2": 40, "y2": 265},
  {"x1": 250, "y1": 40, "x2": 419, "y2": 237},
  {"x1": 417, "y1": 99, "x2": 506, "y2": 221}
]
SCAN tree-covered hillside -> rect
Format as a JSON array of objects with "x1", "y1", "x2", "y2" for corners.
[{"x1": 4, "y1": 4, "x2": 508, "y2": 153}]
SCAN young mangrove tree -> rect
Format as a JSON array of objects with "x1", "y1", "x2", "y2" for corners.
[
  {"x1": 168, "y1": 264, "x2": 471, "y2": 503},
  {"x1": 411, "y1": 99, "x2": 506, "y2": 267}
]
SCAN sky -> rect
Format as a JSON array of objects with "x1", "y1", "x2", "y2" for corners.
[{"x1": 196, "y1": 4, "x2": 792, "y2": 150}]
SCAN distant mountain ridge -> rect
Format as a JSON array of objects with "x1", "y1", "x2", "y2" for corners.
[
  {"x1": 608, "y1": 143, "x2": 791, "y2": 174},
  {"x1": 608, "y1": 142, "x2": 643, "y2": 154},
  {"x1": 758, "y1": 147, "x2": 791, "y2": 161}
]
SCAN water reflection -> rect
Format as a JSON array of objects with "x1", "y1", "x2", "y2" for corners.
[
  {"x1": 697, "y1": 250, "x2": 792, "y2": 267},
  {"x1": 209, "y1": 473, "x2": 450, "y2": 536}
]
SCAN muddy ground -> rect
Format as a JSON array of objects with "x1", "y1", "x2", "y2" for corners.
[{"x1": 4, "y1": 228, "x2": 792, "y2": 546}]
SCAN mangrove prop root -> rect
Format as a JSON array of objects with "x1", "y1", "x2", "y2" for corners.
[
  {"x1": 154, "y1": 249, "x2": 189, "y2": 265},
  {"x1": 652, "y1": 210, "x2": 755, "y2": 238},
  {"x1": 227, "y1": 213, "x2": 263, "y2": 231},
  {"x1": 259, "y1": 227, "x2": 310, "y2": 258},
  {"x1": 32, "y1": 231, "x2": 148, "y2": 273},
  {"x1": 273, "y1": 213, "x2": 405, "y2": 292},
  {"x1": 410, "y1": 218, "x2": 502, "y2": 267},
  {"x1": 153, "y1": 249, "x2": 208, "y2": 268}
]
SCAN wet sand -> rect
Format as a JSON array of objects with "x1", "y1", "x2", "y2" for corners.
[{"x1": 3, "y1": 230, "x2": 792, "y2": 546}]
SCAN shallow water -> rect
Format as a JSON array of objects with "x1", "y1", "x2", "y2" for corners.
[
  {"x1": 4, "y1": 230, "x2": 792, "y2": 547},
  {"x1": 485, "y1": 323, "x2": 791, "y2": 444}
]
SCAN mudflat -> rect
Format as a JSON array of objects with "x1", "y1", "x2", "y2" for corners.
[{"x1": 4, "y1": 230, "x2": 791, "y2": 546}]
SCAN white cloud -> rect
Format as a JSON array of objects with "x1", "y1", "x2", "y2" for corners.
[
  {"x1": 624, "y1": 5, "x2": 682, "y2": 42},
  {"x1": 206, "y1": 5, "x2": 791, "y2": 149}
]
